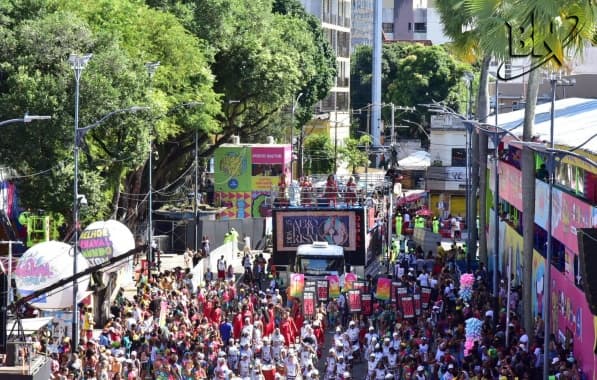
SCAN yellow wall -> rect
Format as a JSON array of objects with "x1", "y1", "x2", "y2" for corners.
[{"x1": 450, "y1": 194, "x2": 465, "y2": 217}]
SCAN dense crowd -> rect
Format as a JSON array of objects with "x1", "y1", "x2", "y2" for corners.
[{"x1": 10, "y1": 235, "x2": 581, "y2": 380}]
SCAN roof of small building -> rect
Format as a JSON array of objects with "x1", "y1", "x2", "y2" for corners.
[{"x1": 497, "y1": 97, "x2": 597, "y2": 154}]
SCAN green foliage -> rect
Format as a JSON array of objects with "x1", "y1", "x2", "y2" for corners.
[
  {"x1": 303, "y1": 133, "x2": 334, "y2": 175},
  {"x1": 0, "y1": 0, "x2": 217, "y2": 223},
  {"x1": 351, "y1": 43, "x2": 472, "y2": 133},
  {"x1": 339, "y1": 135, "x2": 371, "y2": 174}
]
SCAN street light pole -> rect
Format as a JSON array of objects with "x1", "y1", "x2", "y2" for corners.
[
  {"x1": 542, "y1": 74, "x2": 558, "y2": 380},
  {"x1": 69, "y1": 52, "x2": 92, "y2": 350},
  {"x1": 291, "y1": 93, "x2": 303, "y2": 179},
  {"x1": 145, "y1": 62, "x2": 160, "y2": 278}
]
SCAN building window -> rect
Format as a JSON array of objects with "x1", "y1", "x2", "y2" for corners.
[
  {"x1": 382, "y1": 23, "x2": 394, "y2": 33},
  {"x1": 414, "y1": 23, "x2": 427, "y2": 33},
  {"x1": 451, "y1": 148, "x2": 466, "y2": 167},
  {"x1": 408, "y1": 22, "x2": 412, "y2": 31}
]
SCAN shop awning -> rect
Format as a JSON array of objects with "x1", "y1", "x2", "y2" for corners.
[
  {"x1": 397, "y1": 189, "x2": 428, "y2": 205},
  {"x1": 6, "y1": 317, "x2": 54, "y2": 336},
  {"x1": 397, "y1": 151, "x2": 430, "y2": 170}
]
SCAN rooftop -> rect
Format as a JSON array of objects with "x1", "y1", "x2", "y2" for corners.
[{"x1": 497, "y1": 97, "x2": 597, "y2": 154}]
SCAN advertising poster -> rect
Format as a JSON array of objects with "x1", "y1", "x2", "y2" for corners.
[
  {"x1": 290, "y1": 273, "x2": 305, "y2": 298},
  {"x1": 317, "y1": 280, "x2": 329, "y2": 301},
  {"x1": 362, "y1": 294, "x2": 373, "y2": 316},
  {"x1": 344, "y1": 273, "x2": 357, "y2": 291},
  {"x1": 348, "y1": 290, "x2": 362, "y2": 313},
  {"x1": 375, "y1": 277, "x2": 391, "y2": 301},
  {"x1": 421, "y1": 287, "x2": 432, "y2": 309},
  {"x1": 214, "y1": 146, "x2": 252, "y2": 192},
  {"x1": 327, "y1": 275, "x2": 340, "y2": 299},
  {"x1": 276, "y1": 211, "x2": 356, "y2": 250},
  {"x1": 402, "y1": 296, "x2": 415, "y2": 318},
  {"x1": 303, "y1": 292, "x2": 316, "y2": 318},
  {"x1": 251, "y1": 191, "x2": 272, "y2": 218},
  {"x1": 215, "y1": 191, "x2": 252, "y2": 219},
  {"x1": 414, "y1": 294, "x2": 421, "y2": 316}
]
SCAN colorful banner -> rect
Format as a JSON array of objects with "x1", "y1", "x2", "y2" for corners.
[
  {"x1": 327, "y1": 275, "x2": 340, "y2": 299},
  {"x1": 348, "y1": 290, "x2": 362, "y2": 313},
  {"x1": 289, "y1": 273, "x2": 305, "y2": 298},
  {"x1": 375, "y1": 277, "x2": 392, "y2": 301},
  {"x1": 215, "y1": 191, "x2": 252, "y2": 219},
  {"x1": 214, "y1": 146, "x2": 252, "y2": 192},
  {"x1": 317, "y1": 280, "x2": 329, "y2": 301},
  {"x1": 401, "y1": 296, "x2": 415, "y2": 319},
  {"x1": 159, "y1": 300, "x2": 168, "y2": 328},
  {"x1": 251, "y1": 191, "x2": 273, "y2": 218},
  {"x1": 303, "y1": 292, "x2": 316, "y2": 318},
  {"x1": 79, "y1": 227, "x2": 113, "y2": 266},
  {"x1": 344, "y1": 273, "x2": 357, "y2": 291},
  {"x1": 362, "y1": 294, "x2": 373, "y2": 316}
]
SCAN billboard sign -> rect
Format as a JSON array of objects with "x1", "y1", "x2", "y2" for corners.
[{"x1": 272, "y1": 208, "x2": 366, "y2": 266}]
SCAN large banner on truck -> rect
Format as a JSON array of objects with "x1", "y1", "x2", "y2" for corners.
[{"x1": 272, "y1": 208, "x2": 367, "y2": 267}]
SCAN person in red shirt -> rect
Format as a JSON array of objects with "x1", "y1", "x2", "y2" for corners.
[
  {"x1": 323, "y1": 174, "x2": 338, "y2": 206},
  {"x1": 241, "y1": 304, "x2": 253, "y2": 325},
  {"x1": 232, "y1": 310, "x2": 244, "y2": 340},
  {"x1": 345, "y1": 176, "x2": 357, "y2": 205},
  {"x1": 263, "y1": 303, "x2": 276, "y2": 337},
  {"x1": 211, "y1": 301, "x2": 223, "y2": 327},
  {"x1": 313, "y1": 320, "x2": 325, "y2": 347},
  {"x1": 279, "y1": 311, "x2": 296, "y2": 346}
]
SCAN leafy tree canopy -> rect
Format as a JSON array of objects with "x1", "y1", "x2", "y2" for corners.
[{"x1": 303, "y1": 133, "x2": 334, "y2": 175}]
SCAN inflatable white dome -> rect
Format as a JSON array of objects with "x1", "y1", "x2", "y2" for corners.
[
  {"x1": 79, "y1": 220, "x2": 135, "y2": 271},
  {"x1": 14, "y1": 241, "x2": 90, "y2": 309}
]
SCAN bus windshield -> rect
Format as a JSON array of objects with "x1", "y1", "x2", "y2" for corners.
[{"x1": 296, "y1": 255, "x2": 345, "y2": 277}]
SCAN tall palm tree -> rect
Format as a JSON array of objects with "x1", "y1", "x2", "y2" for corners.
[{"x1": 468, "y1": 0, "x2": 596, "y2": 332}]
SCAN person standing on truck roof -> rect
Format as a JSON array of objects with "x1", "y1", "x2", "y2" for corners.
[
  {"x1": 323, "y1": 174, "x2": 338, "y2": 207},
  {"x1": 345, "y1": 176, "x2": 357, "y2": 206}
]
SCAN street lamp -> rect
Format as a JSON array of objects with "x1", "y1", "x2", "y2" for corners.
[
  {"x1": 0, "y1": 114, "x2": 51, "y2": 127},
  {"x1": 69, "y1": 52, "x2": 92, "y2": 350},
  {"x1": 291, "y1": 93, "x2": 303, "y2": 179},
  {"x1": 462, "y1": 72, "x2": 474, "y2": 271},
  {"x1": 145, "y1": 62, "x2": 159, "y2": 277}
]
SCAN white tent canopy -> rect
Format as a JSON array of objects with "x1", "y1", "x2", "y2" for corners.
[
  {"x1": 398, "y1": 150, "x2": 431, "y2": 170},
  {"x1": 7, "y1": 317, "x2": 53, "y2": 336}
]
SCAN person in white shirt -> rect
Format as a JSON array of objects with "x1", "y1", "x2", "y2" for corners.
[
  {"x1": 418, "y1": 271, "x2": 430, "y2": 288},
  {"x1": 285, "y1": 351, "x2": 300, "y2": 380}
]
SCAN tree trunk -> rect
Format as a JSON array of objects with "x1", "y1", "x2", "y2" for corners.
[
  {"x1": 476, "y1": 55, "x2": 491, "y2": 265},
  {"x1": 521, "y1": 69, "x2": 541, "y2": 334}
]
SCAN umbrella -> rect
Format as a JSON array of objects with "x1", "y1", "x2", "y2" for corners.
[{"x1": 416, "y1": 209, "x2": 433, "y2": 217}]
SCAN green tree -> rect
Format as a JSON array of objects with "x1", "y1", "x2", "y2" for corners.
[
  {"x1": 339, "y1": 135, "x2": 371, "y2": 174},
  {"x1": 350, "y1": 43, "x2": 471, "y2": 136},
  {"x1": 303, "y1": 133, "x2": 334, "y2": 175},
  {"x1": 0, "y1": 1, "x2": 218, "y2": 231}
]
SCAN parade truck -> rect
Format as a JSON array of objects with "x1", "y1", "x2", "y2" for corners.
[
  {"x1": 294, "y1": 241, "x2": 345, "y2": 280},
  {"x1": 271, "y1": 206, "x2": 376, "y2": 284}
]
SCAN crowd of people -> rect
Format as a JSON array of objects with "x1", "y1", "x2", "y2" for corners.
[{"x1": 5, "y1": 230, "x2": 582, "y2": 379}]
